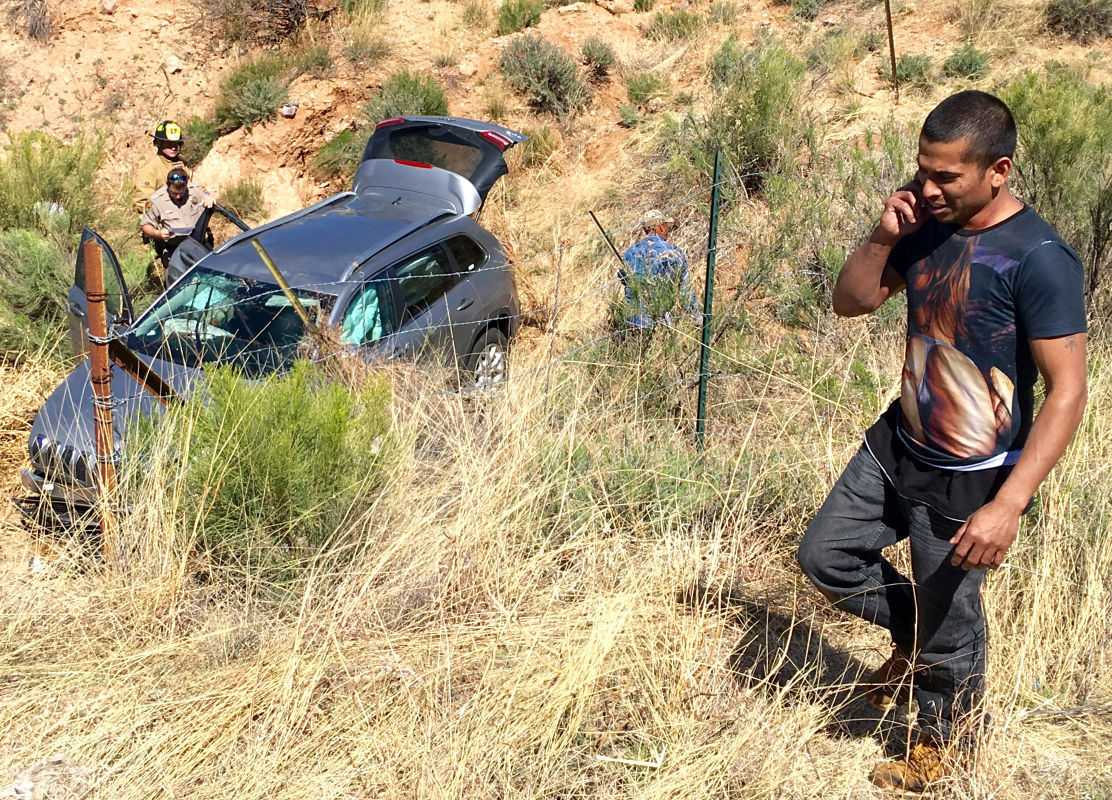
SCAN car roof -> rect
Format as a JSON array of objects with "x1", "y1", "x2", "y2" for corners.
[{"x1": 201, "y1": 186, "x2": 459, "y2": 290}]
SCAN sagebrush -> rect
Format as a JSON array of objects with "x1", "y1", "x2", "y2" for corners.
[
  {"x1": 180, "y1": 116, "x2": 219, "y2": 166},
  {"x1": 499, "y1": 35, "x2": 591, "y2": 115},
  {"x1": 313, "y1": 128, "x2": 367, "y2": 179},
  {"x1": 0, "y1": 229, "x2": 70, "y2": 358},
  {"x1": 0, "y1": 132, "x2": 104, "y2": 237},
  {"x1": 364, "y1": 71, "x2": 447, "y2": 123},
  {"x1": 581, "y1": 36, "x2": 617, "y2": 81},
  {"x1": 220, "y1": 180, "x2": 268, "y2": 221},
  {"x1": 497, "y1": 0, "x2": 543, "y2": 34},
  {"x1": 1044, "y1": 0, "x2": 1112, "y2": 41},
  {"x1": 212, "y1": 55, "x2": 289, "y2": 133},
  {"x1": 670, "y1": 34, "x2": 808, "y2": 197}
]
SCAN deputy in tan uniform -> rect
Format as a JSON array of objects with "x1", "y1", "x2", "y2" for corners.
[
  {"x1": 132, "y1": 120, "x2": 189, "y2": 214},
  {"x1": 141, "y1": 168, "x2": 214, "y2": 284}
]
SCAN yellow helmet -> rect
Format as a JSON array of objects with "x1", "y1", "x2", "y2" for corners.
[{"x1": 153, "y1": 120, "x2": 184, "y2": 146}]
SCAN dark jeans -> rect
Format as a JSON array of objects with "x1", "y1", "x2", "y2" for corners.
[{"x1": 797, "y1": 446, "x2": 987, "y2": 742}]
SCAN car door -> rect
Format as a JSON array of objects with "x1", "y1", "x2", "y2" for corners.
[
  {"x1": 337, "y1": 271, "x2": 399, "y2": 359},
  {"x1": 67, "y1": 229, "x2": 134, "y2": 358},
  {"x1": 441, "y1": 233, "x2": 490, "y2": 358},
  {"x1": 358, "y1": 117, "x2": 527, "y2": 206},
  {"x1": 387, "y1": 244, "x2": 479, "y2": 366},
  {"x1": 166, "y1": 204, "x2": 250, "y2": 286}
]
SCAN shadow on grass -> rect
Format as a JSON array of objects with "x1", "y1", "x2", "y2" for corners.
[{"x1": 680, "y1": 581, "x2": 911, "y2": 755}]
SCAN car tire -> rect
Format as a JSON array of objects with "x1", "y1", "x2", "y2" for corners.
[{"x1": 464, "y1": 327, "x2": 509, "y2": 389}]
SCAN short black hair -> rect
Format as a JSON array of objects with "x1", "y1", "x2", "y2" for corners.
[{"x1": 920, "y1": 90, "x2": 1017, "y2": 170}]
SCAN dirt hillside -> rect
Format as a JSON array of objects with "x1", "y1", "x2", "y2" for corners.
[{"x1": 9, "y1": 0, "x2": 1107, "y2": 221}]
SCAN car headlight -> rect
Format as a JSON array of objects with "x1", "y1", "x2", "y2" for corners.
[
  {"x1": 28, "y1": 434, "x2": 47, "y2": 467},
  {"x1": 72, "y1": 451, "x2": 91, "y2": 486}
]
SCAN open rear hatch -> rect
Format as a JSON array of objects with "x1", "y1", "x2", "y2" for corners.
[{"x1": 357, "y1": 116, "x2": 527, "y2": 205}]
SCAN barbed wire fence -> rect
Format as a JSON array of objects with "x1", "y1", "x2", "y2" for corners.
[{"x1": 32, "y1": 160, "x2": 900, "y2": 551}]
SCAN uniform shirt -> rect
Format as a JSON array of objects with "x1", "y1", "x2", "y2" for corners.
[
  {"x1": 132, "y1": 154, "x2": 188, "y2": 214},
  {"x1": 141, "y1": 183, "x2": 209, "y2": 236},
  {"x1": 863, "y1": 205, "x2": 1086, "y2": 520},
  {"x1": 620, "y1": 234, "x2": 696, "y2": 328}
]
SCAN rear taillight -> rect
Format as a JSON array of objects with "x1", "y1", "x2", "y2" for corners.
[
  {"x1": 480, "y1": 130, "x2": 511, "y2": 150},
  {"x1": 375, "y1": 117, "x2": 405, "y2": 128},
  {"x1": 394, "y1": 159, "x2": 433, "y2": 169}
]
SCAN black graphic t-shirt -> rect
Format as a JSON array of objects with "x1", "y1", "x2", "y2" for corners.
[{"x1": 864, "y1": 206, "x2": 1086, "y2": 519}]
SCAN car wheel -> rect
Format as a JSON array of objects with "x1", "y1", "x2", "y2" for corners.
[{"x1": 465, "y1": 327, "x2": 509, "y2": 389}]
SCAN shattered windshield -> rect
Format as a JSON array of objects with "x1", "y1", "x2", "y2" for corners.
[{"x1": 126, "y1": 268, "x2": 334, "y2": 377}]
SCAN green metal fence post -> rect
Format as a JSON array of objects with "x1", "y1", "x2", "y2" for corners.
[{"x1": 696, "y1": 150, "x2": 723, "y2": 451}]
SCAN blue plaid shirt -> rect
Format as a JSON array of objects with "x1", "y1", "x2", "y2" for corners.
[{"x1": 621, "y1": 234, "x2": 696, "y2": 328}]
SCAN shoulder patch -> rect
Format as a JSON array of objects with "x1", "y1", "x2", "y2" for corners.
[{"x1": 145, "y1": 201, "x2": 152, "y2": 210}]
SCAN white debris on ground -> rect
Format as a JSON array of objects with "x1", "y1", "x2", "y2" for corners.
[{"x1": 4, "y1": 756, "x2": 93, "y2": 800}]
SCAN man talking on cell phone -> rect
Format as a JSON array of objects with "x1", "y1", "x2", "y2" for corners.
[{"x1": 796, "y1": 90, "x2": 1087, "y2": 793}]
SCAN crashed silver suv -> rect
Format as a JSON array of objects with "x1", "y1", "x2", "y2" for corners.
[{"x1": 20, "y1": 117, "x2": 526, "y2": 526}]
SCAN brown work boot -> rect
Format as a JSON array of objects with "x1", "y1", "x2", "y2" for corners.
[
  {"x1": 871, "y1": 738, "x2": 952, "y2": 794},
  {"x1": 865, "y1": 644, "x2": 916, "y2": 711}
]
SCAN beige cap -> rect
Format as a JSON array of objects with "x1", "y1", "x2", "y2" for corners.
[{"x1": 638, "y1": 208, "x2": 674, "y2": 230}]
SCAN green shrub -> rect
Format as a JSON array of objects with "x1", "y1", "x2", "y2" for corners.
[
  {"x1": 313, "y1": 128, "x2": 367, "y2": 179},
  {"x1": 0, "y1": 131, "x2": 103, "y2": 237},
  {"x1": 891, "y1": 53, "x2": 934, "y2": 93},
  {"x1": 1001, "y1": 67, "x2": 1112, "y2": 298},
  {"x1": 643, "y1": 8, "x2": 700, "y2": 40},
  {"x1": 581, "y1": 36, "x2": 617, "y2": 81},
  {"x1": 708, "y1": 1, "x2": 740, "y2": 23},
  {"x1": 861, "y1": 30, "x2": 884, "y2": 51},
  {"x1": 708, "y1": 33, "x2": 746, "y2": 86},
  {"x1": 144, "y1": 361, "x2": 395, "y2": 585},
  {"x1": 805, "y1": 28, "x2": 868, "y2": 76},
  {"x1": 180, "y1": 116, "x2": 219, "y2": 166},
  {"x1": 212, "y1": 55, "x2": 289, "y2": 133},
  {"x1": 943, "y1": 44, "x2": 989, "y2": 79},
  {"x1": 1044, "y1": 0, "x2": 1112, "y2": 41},
  {"x1": 364, "y1": 70, "x2": 447, "y2": 123},
  {"x1": 221, "y1": 180, "x2": 267, "y2": 221},
  {"x1": 434, "y1": 50, "x2": 459, "y2": 69},
  {"x1": 518, "y1": 125, "x2": 558, "y2": 167},
  {"x1": 618, "y1": 104, "x2": 640, "y2": 127},
  {"x1": 499, "y1": 35, "x2": 591, "y2": 115},
  {"x1": 633, "y1": 0, "x2": 655, "y2": 11},
  {"x1": 791, "y1": 0, "x2": 825, "y2": 20},
  {"x1": 626, "y1": 72, "x2": 668, "y2": 105},
  {"x1": 0, "y1": 229, "x2": 70, "y2": 357},
  {"x1": 346, "y1": 33, "x2": 390, "y2": 64},
  {"x1": 292, "y1": 43, "x2": 332, "y2": 77},
  {"x1": 497, "y1": 0, "x2": 543, "y2": 34},
  {"x1": 670, "y1": 34, "x2": 807, "y2": 197}
]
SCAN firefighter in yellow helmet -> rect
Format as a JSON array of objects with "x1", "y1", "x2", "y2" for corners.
[{"x1": 132, "y1": 121, "x2": 189, "y2": 214}]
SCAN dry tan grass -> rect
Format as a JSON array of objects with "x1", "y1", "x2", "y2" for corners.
[{"x1": 1, "y1": 322, "x2": 1109, "y2": 798}]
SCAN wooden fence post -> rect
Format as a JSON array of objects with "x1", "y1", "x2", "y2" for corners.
[{"x1": 84, "y1": 239, "x2": 119, "y2": 563}]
